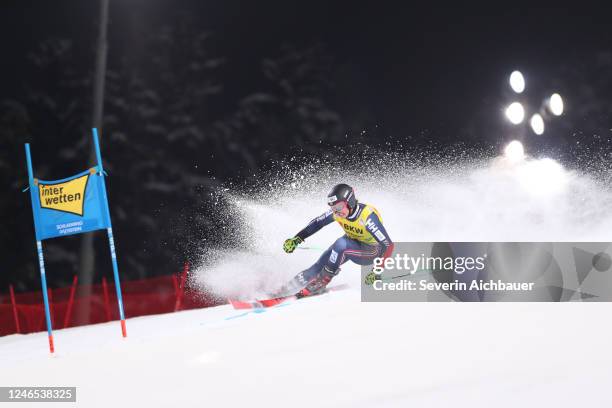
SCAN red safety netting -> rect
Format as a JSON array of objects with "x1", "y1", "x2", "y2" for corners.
[{"x1": 0, "y1": 270, "x2": 225, "y2": 337}]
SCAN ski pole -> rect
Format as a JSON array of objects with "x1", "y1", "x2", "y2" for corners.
[
  {"x1": 382, "y1": 269, "x2": 432, "y2": 281},
  {"x1": 365, "y1": 269, "x2": 433, "y2": 285},
  {"x1": 296, "y1": 246, "x2": 325, "y2": 251}
]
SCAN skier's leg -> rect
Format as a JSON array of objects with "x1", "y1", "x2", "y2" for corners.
[
  {"x1": 283, "y1": 237, "x2": 382, "y2": 296},
  {"x1": 280, "y1": 247, "x2": 332, "y2": 294},
  {"x1": 297, "y1": 237, "x2": 379, "y2": 296},
  {"x1": 324, "y1": 237, "x2": 381, "y2": 271}
]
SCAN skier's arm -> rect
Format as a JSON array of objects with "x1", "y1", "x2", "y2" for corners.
[
  {"x1": 295, "y1": 210, "x2": 334, "y2": 241},
  {"x1": 284, "y1": 210, "x2": 334, "y2": 253},
  {"x1": 365, "y1": 213, "x2": 394, "y2": 260}
]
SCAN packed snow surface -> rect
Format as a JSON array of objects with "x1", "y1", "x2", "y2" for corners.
[{"x1": 1, "y1": 284, "x2": 611, "y2": 407}]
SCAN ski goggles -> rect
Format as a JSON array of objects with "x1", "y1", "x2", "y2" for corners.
[{"x1": 329, "y1": 201, "x2": 348, "y2": 213}]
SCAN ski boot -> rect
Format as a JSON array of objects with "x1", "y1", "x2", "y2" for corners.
[{"x1": 296, "y1": 266, "x2": 338, "y2": 298}]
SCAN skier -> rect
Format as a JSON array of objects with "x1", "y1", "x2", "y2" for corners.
[{"x1": 282, "y1": 183, "x2": 394, "y2": 297}]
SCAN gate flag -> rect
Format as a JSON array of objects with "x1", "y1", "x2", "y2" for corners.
[
  {"x1": 25, "y1": 128, "x2": 127, "y2": 353},
  {"x1": 31, "y1": 168, "x2": 109, "y2": 240}
]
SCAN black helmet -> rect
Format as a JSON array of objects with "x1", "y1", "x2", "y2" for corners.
[{"x1": 327, "y1": 183, "x2": 357, "y2": 211}]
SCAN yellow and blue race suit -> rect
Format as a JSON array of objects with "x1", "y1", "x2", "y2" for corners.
[{"x1": 292, "y1": 203, "x2": 394, "y2": 285}]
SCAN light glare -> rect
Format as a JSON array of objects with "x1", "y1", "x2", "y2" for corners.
[
  {"x1": 550, "y1": 93, "x2": 564, "y2": 116},
  {"x1": 509, "y1": 71, "x2": 525, "y2": 93},
  {"x1": 504, "y1": 140, "x2": 525, "y2": 163},
  {"x1": 530, "y1": 114, "x2": 545, "y2": 135},
  {"x1": 505, "y1": 102, "x2": 525, "y2": 124}
]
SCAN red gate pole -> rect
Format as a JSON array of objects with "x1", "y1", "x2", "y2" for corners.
[
  {"x1": 63, "y1": 275, "x2": 78, "y2": 329},
  {"x1": 172, "y1": 274, "x2": 179, "y2": 298},
  {"x1": 102, "y1": 277, "x2": 111, "y2": 321},
  {"x1": 9, "y1": 284, "x2": 20, "y2": 334},
  {"x1": 174, "y1": 262, "x2": 189, "y2": 312}
]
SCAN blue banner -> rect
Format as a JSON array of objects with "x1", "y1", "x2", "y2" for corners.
[{"x1": 30, "y1": 168, "x2": 110, "y2": 240}]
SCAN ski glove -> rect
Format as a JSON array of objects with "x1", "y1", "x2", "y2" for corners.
[
  {"x1": 364, "y1": 271, "x2": 381, "y2": 285},
  {"x1": 283, "y1": 236, "x2": 303, "y2": 253}
]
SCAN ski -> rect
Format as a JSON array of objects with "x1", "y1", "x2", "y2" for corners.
[
  {"x1": 228, "y1": 299, "x2": 263, "y2": 310},
  {"x1": 228, "y1": 284, "x2": 349, "y2": 310}
]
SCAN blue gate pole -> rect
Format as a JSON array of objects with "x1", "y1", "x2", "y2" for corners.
[
  {"x1": 92, "y1": 128, "x2": 127, "y2": 337},
  {"x1": 25, "y1": 143, "x2": 55, "y2": 353}
]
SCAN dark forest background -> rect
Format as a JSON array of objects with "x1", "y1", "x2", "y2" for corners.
[{"x1": 1, "y1": 2, "x2": 611, "y2": 291}]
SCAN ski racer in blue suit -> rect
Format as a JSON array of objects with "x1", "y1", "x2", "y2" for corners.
[{"x1": 282, "y1": 183, "x2": 394, "y2": 297}]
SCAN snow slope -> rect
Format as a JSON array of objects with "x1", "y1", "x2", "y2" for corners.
[{"x1": 1, "y1": 280, "x2": 611, "y2": 407}]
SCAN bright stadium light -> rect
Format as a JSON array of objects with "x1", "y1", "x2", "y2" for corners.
[
  {"x1": 549, "y1": 93, "x2": 564, "y2": 116},
  {"x1": 504, "y1": 140, "x2": 525, "y2": 163},
  {"x1": 505, "y1": 102, "x2": 525, "y2": 124},
  {"x1": 509, "y1": 71, "x2": 525, "y2": 93},
  {"x1": 530, "y1": 114, "x2": 545, "y2": 135}
]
